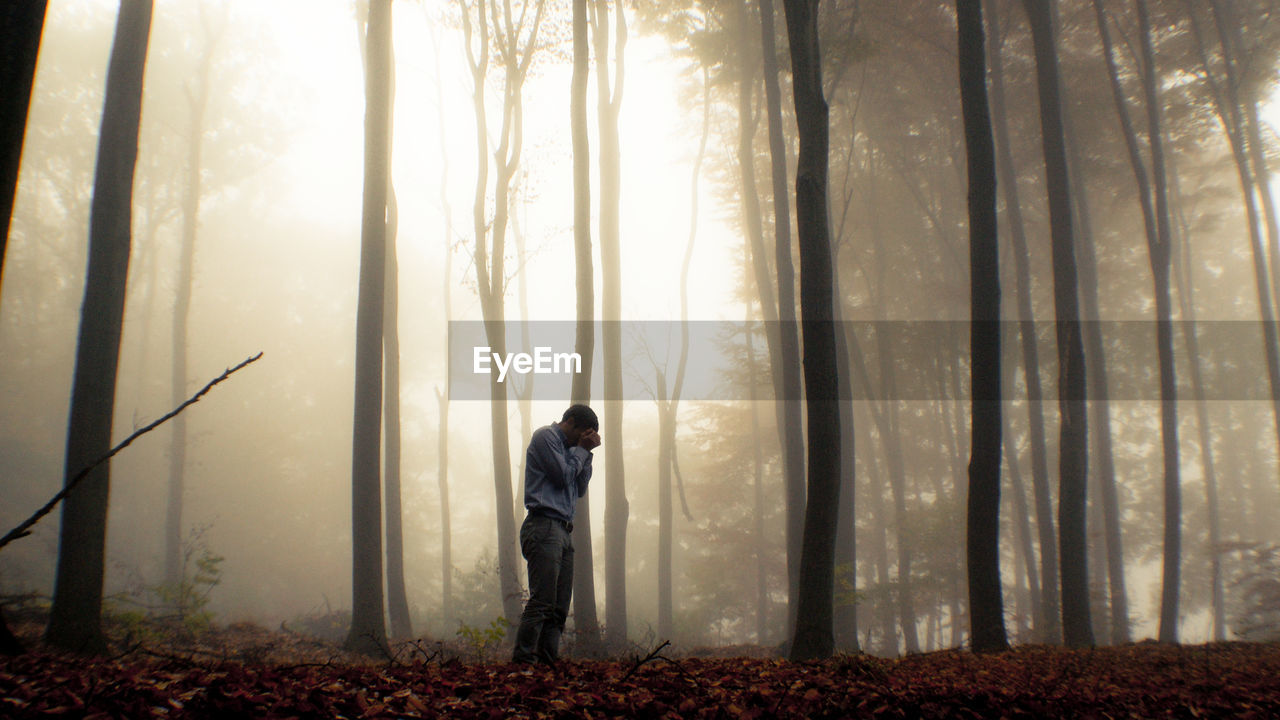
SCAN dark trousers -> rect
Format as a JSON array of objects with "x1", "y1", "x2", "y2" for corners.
[{"x1": 512, "y1": 514, "x2": 574, "y2": 664}]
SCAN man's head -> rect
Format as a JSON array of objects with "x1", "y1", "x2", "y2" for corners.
[{"x1": 559, "y1": 404, "x2": 599, "y2": 445}]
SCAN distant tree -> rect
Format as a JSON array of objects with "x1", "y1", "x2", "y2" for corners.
[
  {"x1": 45, "y1": 0, "x2": 154, "y2": 654},
  {"x1": 0, "y1": 1, "x2": 47, "y2": 291},
  {"x1": 1093, "y1": 0, "x2": 1180, "y2": 645},
  {"x1": 590, "y1": 0, "x2": 631, "y2": 649},
  {"x1": 165, "y1": 0, "x2": 227, "y2": 591},
  {"x1": 456, "y1": 0, "x2": 548, "y2": 626},
  {"x1": 781, "y1": 0, "x2": 843, "y2": 663},
  {"x1": 957, "y1": 0, "x2": 1007, "y2": 655},
  {"x1": 569, "y1": 0, "x2": 602, "y2": 653},
  {"x1": 345, "y1": 0, "x2": 391, "y2": 655},
  {"x1": 1019, "y1": 0, "x2": 1092, "y2": 648},
  {"x1": 428, "y1": 13, "x2": 456, "y2": 630}
]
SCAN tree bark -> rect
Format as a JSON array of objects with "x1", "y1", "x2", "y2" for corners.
[
  {"x1": 45, "y1": 0, "x2": 153, "y2": 655},
  {"x1": 957, "y1": 0, "x2": 1007, "y2": 654},
  {"x1": 344, "y1": 0, "x2": 391, "y2": 655},
  {"x1": 1020, "y1": 0, "x2": 1092, "y2": 648},
  {"x1": 781, "y1": 0, "x2": 842, "y2": 663},
  {"x1": 0, "y1": 0, "x2": 47, "y2": 291}
]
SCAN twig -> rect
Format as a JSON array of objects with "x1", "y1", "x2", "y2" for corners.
[
  {"x1": 0, "y1": 352, "x2": 264, "y2": 552},
  {"x1": 623, "y1": 640, "x2": 684, "y2": 682}
]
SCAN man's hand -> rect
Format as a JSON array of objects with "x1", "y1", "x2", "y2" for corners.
[{"x1": 578, "y1": 429, "x2": 601, "y2": 450}]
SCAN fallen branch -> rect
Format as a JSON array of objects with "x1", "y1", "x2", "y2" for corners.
[{"x1": 0, "y1": 352, "x2": 264, "y2": 552}]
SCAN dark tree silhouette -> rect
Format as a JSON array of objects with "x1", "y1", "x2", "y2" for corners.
[
  {"x1": 1020, "y1": 0, "x2": 1092, "y2": 648},
  {"x1": 957, "y1": 0, "x2": 1007, "y2": 654},
  {"x1": 345, "y1": 0, "x2": 391, "y2": 655},
  {"x1": 45, "y1": 0, "x2": 154, "y2": 655},
  {"x1": 781, "y1": 0, "x2": 842, "y2": 663},
  {"x1": 0, "y1": 1, "x2": 47, "y2": 291}
]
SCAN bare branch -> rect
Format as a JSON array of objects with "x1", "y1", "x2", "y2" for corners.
[{"x1": 0, "y1": 352, "x2": 264, "y2": 552}]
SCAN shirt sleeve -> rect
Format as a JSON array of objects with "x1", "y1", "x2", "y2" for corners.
[
  {"x1": 530, "y1": 429, "x2": 591, "y2": 491},
  {"x1": 575, "y1": 451, "x2": 593, "y2": 497}
]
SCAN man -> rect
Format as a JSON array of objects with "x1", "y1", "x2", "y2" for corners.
[{"x1": 511, "y1": 404, "x2": 600, "y2": 664}]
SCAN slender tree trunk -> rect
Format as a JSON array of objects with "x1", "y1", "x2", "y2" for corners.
[
  {"x1": 734, "y1": 0, "x2": 805, "y2": 638},
  {"x1": 1020, "y1": 0, "x2": 1092, "y2": 648},
  {"x1": 591, "y1": 0, "x2": 629, "y2": 648},
  {"x1": 1003, "y1": 410, "x2": 1042, "y2": 637},
  {"x1": 1061, "y1": 17, "x2": 1127, "y2": 642},
  {"x1": 985, "y1": 0, "x2": 1060, "y2": 643},
  {"x1": 45, "y1": 0, "x2": 153, "y2": 655},
  {"x1": 747, "y1": 315, "x2": 769, "y2": 645},
  {"x1": 384, "y1": 186, "x2": 411, "y2": 639},
  {"x1": 0, "y1": 1, "x2": 47, "y2": 290},
  {"x1": 1133, "y1": 0, "x2": 1181, "y2": 645},
  {"x1": 345, "y1": 0, "x2": 391, "y2": 655},
  {"x1": 165, "y1": 10, "x2": 217, "y2": 588},
  {"x1": 958, "y1": 0, "x2": 1007, "y2": 654},
  {"x1": 760, "y1": 0, "x2": 808, "y2": 639},
  {"x1": 429, "y1": 16, "x2": 455, "y2": 630},
  {"x1": 1169, "y1": 159, "x2": 1226, "y2": 641},
  {"x1": 781, "y1": 0, "x2": 842, "y2": 663},
  {"x1": 569, "y1": 0, "x2": 601, "y2": 654}
]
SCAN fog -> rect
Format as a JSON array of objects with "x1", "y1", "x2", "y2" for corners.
[{"x1": 3, "y1": 0, "x2": 1280, "y2": 656}]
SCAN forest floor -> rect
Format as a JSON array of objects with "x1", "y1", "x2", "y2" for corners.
[{"x1": 2, "y1": 618, "x2": 1279, "y2": 718}]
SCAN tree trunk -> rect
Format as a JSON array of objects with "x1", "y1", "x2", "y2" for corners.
[
  {"x1": 984, "y1": 0, "x2": 1059, "y2": 644},
  {"x1": 1060, "y1": 17, "x2": 1128, "y2": 642},
  {"x1": 430, "y1": 17, "x2": 455, "y2": 631},
  {"x1": 344, "y1": 0, "x2": 391, "y2": 655},
  {"x1": 746, "y1": 311, "x2": 769, "y2": 645},
  {"x1": 759, "y1": 0, "x2": 808, "y2": 639},
  {"x1": 0, "y1": 0, "x2": 46, "y2": 290},
  {"x1": 1020, "y1": 0, "x2": 1092, "y2": 648},
  {"x1": 591, "y1": 0, "x2": 629, "y2": 649},
  {"x1": 1132, "y1": 0, "x2": 1181, "y2": 645},
  {"x1": 164, "y1": 9, "x2": 217, "y2": 588},
  {"x1": 958, "y1": 0, "x2": 1007, "y2": 654},
  {"x1": 1169, "y1": 159, "x2": 1225, "y2": 642},
  {"x1": 781, "y1": 0, "x2": 842, "y2": 663},
  {"x1": 44, "y1": 0, "x2": 153, "y2": 655},
  {"x1": 569, "y1": 0, "x2": 601, "y2": 655}
]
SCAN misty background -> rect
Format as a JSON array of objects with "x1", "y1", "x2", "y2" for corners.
[{"x1": 3, "y1": 0, "x2": 1280, "y2": 654}]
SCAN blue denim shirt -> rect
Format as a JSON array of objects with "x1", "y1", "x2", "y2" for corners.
[{"x1": 524, "y1": 422, "x2": 593, "y2": 523}]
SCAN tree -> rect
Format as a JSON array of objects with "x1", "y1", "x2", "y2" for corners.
[
  {"x1": 569, "y1": 0, "x2": 602, "y2": 653},
  {"x1": 0, "y1": 1, "x2": 47, "y2": 291},
  {"x1": 456, "y1": 0, "x2": 548, "y2": 626},
  {"x1": 1092, "y1": 0, "x2": 1180, "y2": 645},
  {"x1": 984, "y1": 0, "x2": 1060, "y2": 644},
  {"x1": 781, "y1": 0, "x2": 842, "y2": 662},
  {"x1": 45, "y1": 0, "x2": 154, "y2": 654},
  {"x1": 165, "y1": 0, "x2": 226, "y2": 591},
  {"x1": 1019, "y1": 0, "x2": 1092, "y2": 648},
  {"x1": 344, "y1": 0, "x2": 391, "y2": 655},
  {"x1": 591, "y1": 0, "x2": 631, "y2": 649},
  {"x1": 957, "y1": 0, "x2": 1007, "y2": 654},
  {"x1": 758, "y1": 0, "x2": 808, "y2": 639}
]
